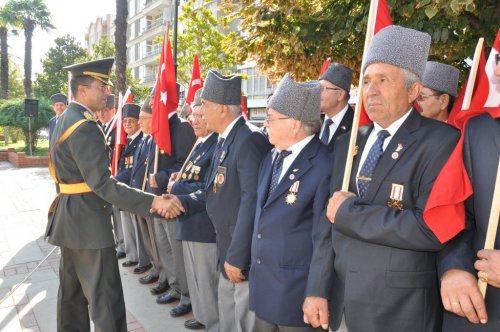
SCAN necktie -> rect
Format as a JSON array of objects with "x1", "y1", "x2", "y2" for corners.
[
  {"x1": 126, "y1": 138, "x2": 132, "y2": 146},
  {"x1": 357, "y1": 130, "x2": 390, "y2": 198},
  {"x1": 268, "y1": 150, "x2": 292, "y2": 196},
  {"x1": 208, "y1": 137, "x2": 225, "y2": 180},
  {"x1": 320, "y1": 119, "x2": 333, "y2": 145}
]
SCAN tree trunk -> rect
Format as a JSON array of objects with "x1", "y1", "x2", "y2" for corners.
[
  {"x1": 0, "y1": 26, "x2": 9, "y2": 99},
  {"x1": 115, "y1": 0, "x2": 128, "y2": 95},
  {"x1": 24, "y1": 20, "x2": 34, "y2": 98}
]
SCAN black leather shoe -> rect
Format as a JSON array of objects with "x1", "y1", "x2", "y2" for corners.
[
  {"x1": 139, "y1": 274, "x2": 158, "y2": 285},
  {"x1": 156, "y1": 293, "x2": 178, "y2": 304},
  {"x1": 150, "y1": 282, "x2": 169, "y2": 295},
  {"x1": 122, "y1": 260, "x2": 138, "y2": 267},
  {"x1": 184, "y1": 319, "x2": 205, "y2": 330},
  {"x1": 133, "y1": 263, "x2": 152, "y2": 274},
  {"x1": 116, "y1": 251, "x2": 126, "y2": 259},
  {"x1": 170, "y1": 303, "x2": 192, "y2": 317}
]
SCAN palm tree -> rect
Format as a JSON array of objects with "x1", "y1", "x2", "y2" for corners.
[
  {"x1": 0, "y1": 7, "x2": 18, "y2": 99},
  {"x1": 115, "y1": 0, "x2": 128, "y2": 95},
  {"x1": 4, "y1": 0, "x2": 53, "y2": 97}
]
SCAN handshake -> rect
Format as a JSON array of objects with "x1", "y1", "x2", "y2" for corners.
[{"x1": 150, "y1": 194, "x2": 184, "y2": 219}]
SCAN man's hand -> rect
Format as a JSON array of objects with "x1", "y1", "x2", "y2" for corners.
[
  {"x1": 170, "y1": 172, "x2": 179, "y2": 181},
  {"x1": 440, "y1": 269, "x2": 487, "y2": 324},
  {"x1": 167, "y1": 180, "x2": 175, "y2": 193},
  {"x1": 326, "y1": 191, "x2": 355, "y2": 223},
  {"x1": 224, "y1": 261, "x2": 245, "y2": 284},
  {"x1": 303, "y1": 296, "x2": 329, "y2": 330},
  {"x1": 475, "y1": 249, "x2": 500, "y2": 288},
  {"x1": 151, "y1": 194, "x2": 185, "y2": 218},
  {"x1": 149, "y1": 174, "x2": 158, "y2": 188}
]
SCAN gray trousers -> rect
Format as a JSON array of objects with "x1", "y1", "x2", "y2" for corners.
[
  {"x1": 218, "y1": 275, "x2": 255, "y2": 332},
  {"x1": 57, "y1": 246, "x2": 126, "y2": 332},
  {"x1": 254, "y1": 316, "x2": 324, "y2": 332},
  {"x1": 154, "y1": 217, "x2": 190, "y2": 304},
  {"x1": 135, "y1": 215, "x2": 160, "y2": 279},
  {"x1": 120, "y1": 211, "x2": 149, "y2": 266},
  {"x1": 183, "y1": 240, "x2": 219, "y2": 331},
  {"x1": 112, "y1": 206, "x2": 125, "y2": 253}
]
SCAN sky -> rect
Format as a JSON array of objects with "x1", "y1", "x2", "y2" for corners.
[{"x1": 0, "y1": 0, "x2": 115, "y2": 75}]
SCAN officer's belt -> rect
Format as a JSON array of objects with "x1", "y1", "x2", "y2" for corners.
[{"x1": 49, "y1": 119, "x2": 92, "y2": 195}]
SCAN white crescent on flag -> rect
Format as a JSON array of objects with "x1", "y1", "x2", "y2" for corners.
[{"x1": 191, "y1": 78, "x2": 201, "y2": 87}]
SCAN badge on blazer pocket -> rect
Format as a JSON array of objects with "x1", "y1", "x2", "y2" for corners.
[{"x1": 216, "y1": 166, "x2": 226, "y2": 186}]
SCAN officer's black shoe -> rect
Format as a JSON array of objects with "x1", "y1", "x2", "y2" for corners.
[
  {"x1": 170, "y1": 303, "x2": 192, "y2": 317},
  {"x1": 184, "y1": 319, "x2": 205, "y2": 330},
  {"x1": 116, "y1": 251, "x2": 126, "y2": 259},
  {"x1": 139, "y1": 274, "x2": 158, "y2": 285},
  {"x1": 156, "y1": 293, "x2": 178, "y2": 304},
  {"x1": 150, "y1": 281, "x2": 169, "y2": 295},
  {"x1": 133, "y1": 263, "x2": 153, "y2": 274}
]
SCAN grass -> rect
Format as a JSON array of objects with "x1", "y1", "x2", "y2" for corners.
[{"x1": 0, "y1": 139, "x2": 49, "y2": 156}]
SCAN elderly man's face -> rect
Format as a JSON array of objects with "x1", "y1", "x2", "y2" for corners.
[
  {"x1": 417, "y1": 87, "x2": 448, "y2": 121},
  {"x1": 320, "y1": 79, "x2": 345, "y2": 116},
  {"x1": 362, "y1": 63, "x2": 420, "y2": 128},
  {"x1": 138, "y1": 111, "x2": 152, "y2": 135},
  {"x1": 52, "y1": 102, "x2": 66, "y2": 117},
  {"x1": 201, "y1": 99, "x2": 221, "y2": 133},
  {"x1": 191, "y1": 105, "x2": 210, "y2": 138},
  {"x1": 123, "y1": 117, "x2": 140, "y2": 136},
  {"x1": 96, "y1": 106, "x2": 115, "y2": 123},
  {"x1": 264, "y1": 108, "x2": 294, "y2": 150}
]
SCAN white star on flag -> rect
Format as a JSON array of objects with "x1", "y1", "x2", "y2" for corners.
[{"x1": 160, "y1": 91, "x2": 167, "y2": 105}]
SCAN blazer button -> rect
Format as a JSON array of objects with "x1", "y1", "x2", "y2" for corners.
[
  {"x1": 257, "y1": 233, "x2": 262, "y2": 239},
  {"x1": 256, "y1": 258, "x2": 261, "y2": 264}
]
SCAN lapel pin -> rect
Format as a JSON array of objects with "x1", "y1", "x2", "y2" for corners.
[
  {"x1": 392, "y1": 152, "x2": 399, "y2": 160},
  {"x1": 341, "y1": 125, "x2": 346, "y2": 130},
  {"x1": 395, "y1": 143, "x2": 403, "y2": 152},
  {"x1": 289, "y1": 174, "x2": 295, "y2": 180}
]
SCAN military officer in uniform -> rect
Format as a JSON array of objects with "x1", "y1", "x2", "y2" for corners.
[
  {"x1": 249, "y1": 74, "x2": 332, "y2": 331},
  {"x1": 437, "y1": 44, "x2": 500, "y2": 332},
  {"x1": 418, "y1": 61, "x2": 460, "y2": 122},
  {"x1": 167, "y1": 89, "x2": 220, "y2": 331},
  {"x1": 114, "y1": 103, "x2": 150, "y2": 270},
  {"x1": 318, "y1": 62, "x2": 354, "y2": 150},
  {"x1": 303, "y1": 26, "x2": 460, "y2": 332},
  {"x1": 46, "y1": 57, "x2": 177, "y2": 332},
  {"x1": 48, "y1": 93, "x2": 68, "y2": 142},
  {"x1": 167, "y1": 70, "x2": 271, "y2": 332}
]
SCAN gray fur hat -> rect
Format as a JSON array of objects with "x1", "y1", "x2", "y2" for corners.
[
  {"x1": 193, "y1": 89, "x2": 203, "y2": 107},
  {"x1": 268, "y1": 74, "x2": 321, "y2": 122},
  {"x1": 201, "y1": 70, "x2": 241, "y2": 105},
  {"x1": 141, "y1": 96, "x2": 152, "y2": 114},
  {"x1": 363, "y1": 25, "x2": 431, "y2": 80},
  {"x1": 122, "y1": 103, "x2": 140, "y2": 119},
  {"x1": 320, "y1": 62, "x2": 353, "y2": 92},
  {"x1": 422, "y1": 61, "x2": 460, "y2": 97}
]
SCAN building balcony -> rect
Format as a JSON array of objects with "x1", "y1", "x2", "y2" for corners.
[
  {"x1": 143, "y1": 74, "x2": 157, "y2": 83},
  {"x1": 143, "y1": 18, "x2": 166, "y2": 34},
  {"x1": 143, "y1": 47, "x2": 161, "y2": 58}
]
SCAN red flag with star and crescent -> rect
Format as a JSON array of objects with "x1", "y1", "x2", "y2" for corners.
[
  {"x1": 185, "y1": 54, "x2": 203, "y2": 105},
  {"x1": 111, "y1": 88, "x2": 132, "y2": 175},
  {"x1": 424, "y1": 29, "x2": 500, "y2": 243},
  {"x1": 152, "y1": 30, "x2": 178, "y2": 155}
]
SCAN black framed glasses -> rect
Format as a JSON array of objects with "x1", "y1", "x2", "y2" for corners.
[
  {"x1": 263, "y1": 116, "x2": 290, "y2": 125},
  {"x1": 417, "y1": 93, "x2": 443, "y2": 101},
  {"x1": 321, "y1": 86, "x2": 342, "y2": 92}
]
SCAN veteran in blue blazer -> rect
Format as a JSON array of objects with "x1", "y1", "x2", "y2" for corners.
[
  {"x1": 249, "y1": 74, "x2": 331, "y2": 331},
  {"x1": 170, "y1": 71, "x2": 271, "y2": 332}
]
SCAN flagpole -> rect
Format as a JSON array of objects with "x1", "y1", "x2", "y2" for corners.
[
  {"x1": 341, "y1": 0, "x2": 378, "y2": 192},
  {"x1": 113, "y1": 93, "x2": 124, "y2": 175},
  {"x1": 478, "y1": 157, "x2": 500, "y2": 298},
  {"x1": 462, "y1": 38, "x2": 484, "y2": 111}
]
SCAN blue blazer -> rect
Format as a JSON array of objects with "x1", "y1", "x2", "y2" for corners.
[
  {"x1": 115, "y1": 131, "x2": 144, "y2": 185},
  {"x1": 129, "y1": 135, "x2": 151, "y2": 191},
  {"x1": 249, "y1": 136, "x2": 332, "y2": 326},
  {"x1": 438, "y1": 113, "x2": 500, "y2": 331},
  {"x1": 179, "y1": 117, "x2": 271, "y2": 279},
  {"x1": 171, "y1": 133, "x2": 217, "y2": 243},
  {"x1": 144, "y1": 113, "x2": 196, "y2": 195}
]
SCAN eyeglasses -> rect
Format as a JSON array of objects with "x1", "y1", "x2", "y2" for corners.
[
  {"x1": 417, "y1": 93, "x2": 442, "y2": 101},
  {"x1": 138, "y1": 115, "x2": 152, "y2": 120},
  {"x1": 83, "y1": 84, "x2": 109, "y2": 92},
  {"x1": 264, "y1": 116, "x2": 290, "y2": 124},
  {"x1": 321, "y1": 86, "x2": 342, "y2": 92}
]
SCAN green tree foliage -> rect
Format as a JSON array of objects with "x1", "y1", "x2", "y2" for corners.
[
  {"x1": 222, "y1": 0, "x2": 499, "y2": 83},
  {"x1": 4, "y1": 0, "x2": 54, "y2": 97},
  {"x1": 177, "y1": 0, "x2": 238, "y2": 87},
  {"x1": 89, "y1": 35, "x2": 150, "y2": 103},
  {"x1": 8, "y1": 57, "x2": 24, "y2": 99},
  {"x1": 33, "y1": 35, "x2": 88, "y2": 99},
  {"x1": 0, "y1": 98, "x2": 52, "y2": 151}
]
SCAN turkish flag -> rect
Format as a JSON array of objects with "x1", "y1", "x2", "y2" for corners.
[
  {"x1": 424, "y1": 30, "x2": 500, "y2": 243},
  {"x1": 185, "y1": 54, "x2": 203, "y2": 105},
  {"x1": 152, "y1": 31, "x2": 178, "y2": 155},
  {"x1": 111, "y1": 88, "x2": 132, "y2": 176},
  {"x1": 358, "y1": 0, "x2": 393, "y2": 127}
]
